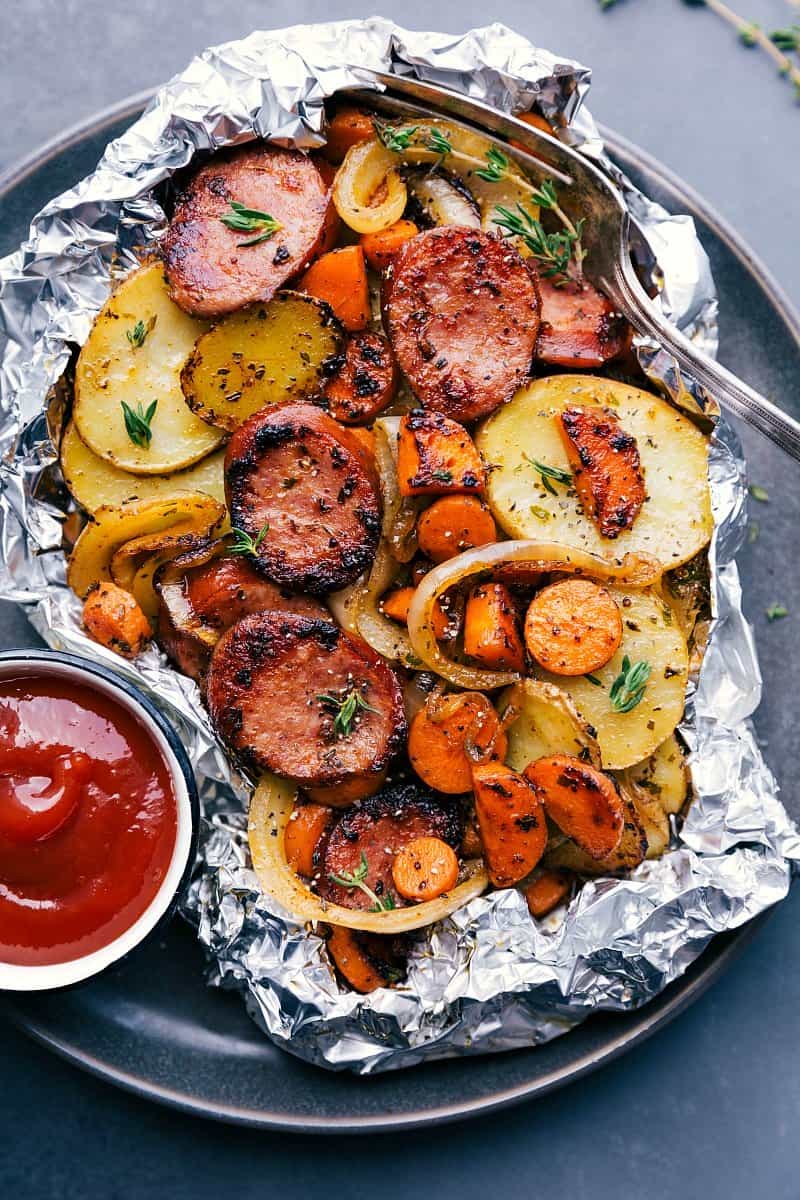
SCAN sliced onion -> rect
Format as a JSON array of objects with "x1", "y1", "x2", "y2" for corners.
[
  {"x1": 326, "y1": 576, "x2": 364, "y2": 637},
  {"x1": 333, "y1": 140, "x2": 407, "y2": 234},
  {"x1": 406, "y1": 541, "x2": 662, "y2": 691},
  {"x1": 374, "y1": 416, "x2": 421, "y2": 563},
  {"x1": 407, "y1": 170, "x2": 480, "y2": 229},
  {"x1": 248, "y1": 773, "x2": 488, "y2": 933},
  {"x1": 355, "y1": 537, "x2": 419, "y2": 668}
]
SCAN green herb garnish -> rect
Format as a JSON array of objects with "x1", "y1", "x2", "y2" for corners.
[
  {"x1": 766, "y1": 604, "x2": 788, "y2": 622},
  {"x1": 771, "y1": 26, "x2": 800, "y2": 52},
  {"x1": 120, "y1": 399, "x2": 157, "y2": 448},
  {"x1": 749, "y1": 483, "x2": 769, "y2": 503},
  {"x1": 609, "y1": 655, "x2": 651, "y2": 713},
  {"x1": 522, "y1": 453, "x2": 572, "y2": 496},
  {"x1": 424, "y1": 127, "x2": 452, "y2": 158},
  {"x1": 585, "y1": 674, "x2": 603, "y2": 687},
  {"x1": 430, "y1": 469, "x2": 454, "y2": 484},
  {"x1": 475, "y1": 146, "x2": 509, "y2": 183},
  {"x1": 328, "y1": 851, "x2": 396, "y2": 912},
  {"x1": 317, "y1": 686, "x2": 379, "y2": 739},
  {"x1": 529, "y1": 504, "x2": 551, "y2": 522},
  {"x1": 374, "y1": 122, "x2": 419, "y2": 153},
  {"x1": 228, "y1": 524, "x2": 270, "y2": 557},
  {"x1": 220, "y1": 201, "x2": 282, "y2": 247},
  {"x1": 126, "y1": 314, "x2": 157, "y2": 349}
]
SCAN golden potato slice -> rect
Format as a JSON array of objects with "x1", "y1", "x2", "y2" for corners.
[
  {"x1": 61, "y1": 420, "x2": 226, "y2": 511},
  {"x1": 67, "y1": 492, "x2": 225, "y2": 602},
  {"x1": 622, "y1": 733, "x2": 689, "y2": 817},
  {"x1": 476, "y1": 375, "x2": 712, "y2": 572},
  {"x1": 73, "y1": 263, "x2": 224, "y2": 474},
  {"x1": 531, "y1": 587, "x2": 688, "y2": 770},
  {"x1": 180, "y1": 292, "x2": 345, "y2": 432}
]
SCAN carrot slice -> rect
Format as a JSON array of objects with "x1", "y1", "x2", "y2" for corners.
[
  {"x1": 323, "y1": 331, "x2": 397, "y2": 424},
  {"x1": 522, "y1": 870, "x2": 572, "y2": 918},
  {"x1": 326, "y1": 926, "x2": 391, "y2": 993},
  {"x1": 471, "y1": 760, "x2": 547, "y2": 887},
  {"x1": 392, "y1": 836, "x2": 459, "y2": 901},
  {"x1": 83, "y1": 581, "x2": 151, "y2": 658},
  {"x1": 306, "y1": 770, "x2": 387, "y2": 808},
  {"x1": 523, "y1": 754, "x2": 624, "y2": 860},
  {"x1": 558, "y1": 406, "x2": 645, "y2": 539},
  {"x1": 397, "y1": 411, "x2": 486, "y2": 497},
  {"x1": 361, "y1": 219, "x2": 419, "y2": 272},
  {"x1": 524, "y1": 578, "x2": 622, "y2": 676},
  {"x1": 323, "y1": 107, "x2": 377, "y2": 163},
  {"x1": 380, "y1": 586, "x2": 457, "y2": 642},
  {"x1": 416, "y1": 495, "x2": 497, "y2": 563},
  {"x1": 408, "y1": 693, "x2": 506, "y2": 794},
  {"x1": 284, "y1": 801, "x2": 334, "y2": 876},
  {"x1": 464, "y1": 582, "x2": 526, "y2": 673},
  {"x1": 299, "y1": 245, "x2": 370, "y2": 332}
]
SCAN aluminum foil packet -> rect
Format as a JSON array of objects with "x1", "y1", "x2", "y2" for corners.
[{"x1": 1, "y1": 19, "x2": 798, "y2": 1074}]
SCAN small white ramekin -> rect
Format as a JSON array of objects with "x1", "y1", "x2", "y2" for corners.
[{"x1": 0, "y1": 650, "x2": 198, "y2": 992}]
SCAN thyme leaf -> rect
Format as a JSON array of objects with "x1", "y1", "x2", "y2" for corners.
[
  {"x1": 126, "y1": 314, "x2": 157, "y2": 348},
  {"x1": 749, "y1": 483, "x2": 770, "y2": 502},
  {"x1": 220, "y1": 201, "x2": 282, "y2": 247},
  {"x1": 374, "y1": 122, "x2": 419, "y2": 153},
  {"x1": 228, "y1": 523, "x2": 270, "y2": 557},
  {"x1": 475, "y1": 146, "x2": 509, "y2": 183},
  {"x1": 328, "y1": 851, "x2": 396, "y2": 912},
  {"x1": 424, "y1": 127, "x2": 452, "y2": 157},
  {"x1": 120, "y1": 399, "x2": 157, "y2": 448},
  {"x1": 316, "y1": 686, "x2": 379, "y2": 738},
  {"x1": 766, "y1": 604, "x2": 788, "y2": 622},
  {"x1": 522, "y1": 452, "x2": 572, "y2": 495},
  {"x1": 609, "y1": 655, "x2": 652, "y2": 713}
]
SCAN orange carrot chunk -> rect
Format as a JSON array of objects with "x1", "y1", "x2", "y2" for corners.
[
  {"x1": 408, "y1": 693, "x2": 506, "y2": 794},
  {"x1": 361, "y1": 220, "x2": 420, "y2": 272},
  {"x1": 558, "y1": 405, "x2": 645, "y2": 539},
  {"x1": 392, "y1": 836, "x2": 459, "y2": 901},
  {"x1": 524, "y1": 578, "x2": 622, "y2": 676},
  {"x1": 471, "y1": 760, "x2": 547, "y2": 887},
  {"x1": 82, "y1": 582, "x2": 151, "y2": 658},
  {"x1": 464, "y1": 582, "x2": 526, "y2": 673},
  {"x1": 326, "y1": 926, "x2": 392, "y2": 993},
  {"x1": 323, "y1": 107, "x2": 377, "y2": 163},
  {"x1": 299, "y1": 245, "x2": 370, "y2": 332},
  {"x1": 380, "y1": 586, "x2": 458, "y2": 642},
  {"x1": 523, "y1": 754, "x2": 624, "y2": 860},
  {"x1": 284, "y1": 801, "x2": 334, "y2": 876},
  {"x1": 522, "y1": 870, "x2": 572, "y2": 918},
  {"x1": 416, "y1": 495, "x2": 497, "y2": 563},
  {"x1": 397, "y1": 411, "x2": 486, "y2": 497}
]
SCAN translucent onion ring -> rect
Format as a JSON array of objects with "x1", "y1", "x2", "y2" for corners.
[
  {"x1": 406, "y1": 540, "x2": 662, "y2": 691},
  {"x1": 248, "y1": 773, "x2": 488, "y2": 932},
  {"x1": 355, "y1": 537, "x2": 419, "y2": 668},
  {"x1": 332, "y1": 139, "x2": 407, "y2": 235},
  {"x1": 374, "y1": 416, "x2": 420, "y2": 563}
]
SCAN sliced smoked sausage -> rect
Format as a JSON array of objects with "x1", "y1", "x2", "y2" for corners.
[
  {"x1": 155, "y1": 546, "x2": 327, "y2": 681},
  {"x1": 318, "y1": 782, "x2": 461, "y2": 910},
  {"x1": 382, "y1": 227, "x2": 540, "y2": 423},
  {"x1": 162, "y1": 144, "x2": 329, "y2": 318},
  {"x1": 225, "y1": 402, "x2": 381, "y2": 594},
  {"x1": 535, "y1": 277, "x2": 630, "y2": 368},
  {"x1": 206, "y1": 611, "x2": 406, "y2": 790}
]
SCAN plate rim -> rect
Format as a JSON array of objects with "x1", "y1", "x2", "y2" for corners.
[{"x1": 0, "y1": 92, "x2": 794, "y2": 1134}]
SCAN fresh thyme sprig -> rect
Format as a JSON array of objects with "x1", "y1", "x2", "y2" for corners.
[
  {"x1": 317, "y1": 686, "x2": 379, "y2": 739},
  {"x1": 521, "y1": 452, "x2": 573, "y2": 495},
  {"x1": 228, "y1": 523, "x2": 270, "y2": 557},
  {"x1": 494, "y1": 176, "x2": 586, "y2": 284},
  {"x1": 475, "y1": 146, "x2": 509, "y2": 183},
  {"x1": 126, "y1": 314, "x2": 157, "y2": 349},
  {"x1": 374, "y1": 122, "x2": 420, "y2": 153},
  {"x1": 220, "y1": 201, "x2": 282, "y2": 247},
  {"x1": 424, "y1": 127, "x2": 453, "y2": 157},
  {"x1": 328, "y1": 851, "x2": 397, "y2": 912},
  {"x1": 609, "y1": 655, "x2": 652, "y2": 713},
  {"x1": 120, "y1": 399, "x2": 157, "y2": 448}
]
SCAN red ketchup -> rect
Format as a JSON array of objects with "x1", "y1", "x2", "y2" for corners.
[{"x1": 0, "y1": 674, "x2": 177, "y2": 967}]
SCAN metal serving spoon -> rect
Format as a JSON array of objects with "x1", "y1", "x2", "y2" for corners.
[{"x1": 346, "y1": 75, "x2": 800, "y2": 463}]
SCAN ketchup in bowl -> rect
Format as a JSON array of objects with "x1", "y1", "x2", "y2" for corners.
[{"x1": 0, "y1": 670, "x2": 180, "y2": 969}]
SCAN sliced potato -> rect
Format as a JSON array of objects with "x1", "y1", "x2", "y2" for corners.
[
  {"x1": 73, "y1": 263, "x2": 224, "y2": 474},
  {"x1": 531, "y1": 586, "x2": 688, "y2": 770},
  {"x1": 476, "y1": 375, "x2": 712, "y2": 572},
  {"x1": 180, "y1": 292, "x2": 345, "y2": 432},
  {"x1": 621, "y1": 733, "x2": 689, "y2": 817},
  {"x1": 61, "y1": 420, "x2": 226, "y2": 512},
  {"x1": 67, "y1": 492, "x2": 225, "y2": 602}
]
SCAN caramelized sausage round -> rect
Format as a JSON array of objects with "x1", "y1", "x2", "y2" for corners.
[
  {"x1": 322, "y1": 332, "x2": 398, "y2": 424},
  {"x1": 535, "y1": 277, "x2": 630, "y2": 368},
  {"x1": 162, "y1": 144, "x2": 329, "y2": 318},
  {"x1": 383, "y1": 227, "x2": 540, "y2": 423},
  {"x1": 318, "y1": 783, "x2": 461, "y2": 910},
  {"x1": 206, "y1": 611, "x2": 406, "y2": 789},
  {"x1": 225, "y1": 402, "x2": 381, "y2": 594}
]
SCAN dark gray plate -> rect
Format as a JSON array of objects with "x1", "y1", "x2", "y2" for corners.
[{"x1": 0, "y1": 96, "x2": 797, "y2": 1133}]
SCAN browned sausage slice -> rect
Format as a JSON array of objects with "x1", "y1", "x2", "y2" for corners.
[
  {"x1": 317, "y1": 783, "x2": 461, "y2": 910},
  {"x1": 383, "y1": 227, "x2": 540, "y2": 423},
  {"x1": 535, "y1": 277, "x2": 630, "y2": 368},
  {"x1": 225, "y1": 402, "x2": 381, "y2": 594},
  {"x1": 322, "y1": 332, "x2": 398, "y2": 425},
  {"x1": 155, "y1": 545, "x2": 327, "y2": 681},
  {"x1": 162, "y1": 144, "x2": 329, "y2": 318},
  {"x1": 558, "y1": 405, "x2": 645, "y2": 538},
  {"x1": 206, "y1": 611, "x2": 406, "y2": 789}
]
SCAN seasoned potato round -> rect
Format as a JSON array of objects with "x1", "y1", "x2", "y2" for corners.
[
  {"x1": 622, "y1": 733, "x2": 689, "y2": 817},
  {"x1": 476, "y1": 375, "x2": 712, "y2": 572},
  {"x1": 73, "y1": 263, "x2": 224, "y2": 475},
  {"x1": 531, "y1": 586, "x2": 688, "y2": 770},
  {"x1": 61, "y1": 421, "x2": 226, "y2": 511},
  {"x1": 180, "y1": 292, "x2": 344, "y2": 431}
]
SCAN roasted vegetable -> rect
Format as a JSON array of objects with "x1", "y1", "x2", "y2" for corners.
[
  {"x1": 524, "y1": 579, "x2": 623, "y2": 676},
  {"x1": 284, "y1": 801, "x2": 334, "y2": 876},
  {"x1": 391, "y1": 836, "x2": 460, "y2": 901},
  {"x1": 397, "y1": 411, "x2": 486, "y2": 497},
  {"x1": 416, "y1": 495, "x2": 497, "y2": 563},
  {"x1": 408, "y1": 691, "x2": 506, "y2": 794},
  {"x1": 522, "y1": 870, "x2": 572, "y2": 918},
  {"x1": 299, "y1": 245, "x2": 370, "y2": 332},
  {"x1": 323, "y1": 107, "x2": 377, "y2": 163},
  {"x1": 360, "y1": 220, "x2": 420, "y2": 271},
  {"x1": 523, "y1": 754, "x2": 624, "y2": 860},
  {"x1": 82, "y1": 581, "x2": 151, "y2": 658},
  {"x1": 471, "y1": 760, "x2": 547, "y2": 887},
  {"x1": 332, "y1": 139, "x2": 408, "y2": 234},
  {"x1": 558, "y1": 405, "x2": 645, "y2": 538},
  {"x1": 463, "y1": 583, "x2": 526, "y2": 672}
]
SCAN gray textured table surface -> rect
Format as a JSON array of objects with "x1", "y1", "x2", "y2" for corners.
[{"x1": 2, "y1": 2, "x2": 800, "y2": 1196}]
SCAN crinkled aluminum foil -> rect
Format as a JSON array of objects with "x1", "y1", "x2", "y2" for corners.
[{"x1": 0, "y1": 19, "x2": 797, "y2": 1074}]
